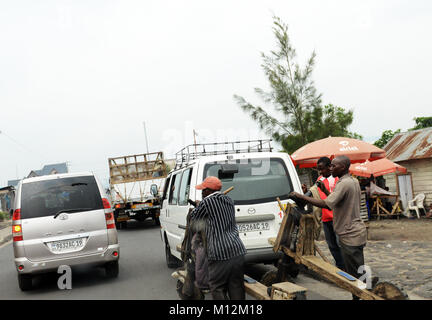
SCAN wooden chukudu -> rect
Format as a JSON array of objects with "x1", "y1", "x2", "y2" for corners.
[
  {"x1": 172, "y1": 187, "x2": 308, "y2": 300},
  {"x1": 270, "y1": 197, "x2": 407, "y2": 300}
]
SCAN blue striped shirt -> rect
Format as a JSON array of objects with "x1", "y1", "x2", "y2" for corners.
[{"x1": 190, "y1": 192, "x2": 246, "y2": 261}]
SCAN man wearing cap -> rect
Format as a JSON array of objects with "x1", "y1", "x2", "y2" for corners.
[{"x1": 190, "y1": 176, "x2": 247, "y2": 300}]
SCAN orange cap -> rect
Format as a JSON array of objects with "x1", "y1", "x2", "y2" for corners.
[{"x1": 195, "y1": 176, "x2": 222, "y2": 191}]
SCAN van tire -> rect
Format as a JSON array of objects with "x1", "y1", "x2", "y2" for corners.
[
  {"x1": 18, "y1": 274, "x2": 32, "y2": 291},
  {"x1": 105, "y1": 261, "x2": 119, "y2": 278},
  {"x1": 165, "y1": 239, "x2": 180, "y2": 269}
]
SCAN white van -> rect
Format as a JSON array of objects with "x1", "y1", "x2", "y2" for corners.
[{"x1": 159, "y1": 140, "x2": 303, "y2": 268}]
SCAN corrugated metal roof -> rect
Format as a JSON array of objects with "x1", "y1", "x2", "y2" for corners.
[{"x1": 384, "y1": 127, "x2": 432, "y2": 162}]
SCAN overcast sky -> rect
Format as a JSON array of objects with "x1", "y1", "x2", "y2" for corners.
[{"x1": 1, "y1": 0, "x2": 431, "y2": 187}]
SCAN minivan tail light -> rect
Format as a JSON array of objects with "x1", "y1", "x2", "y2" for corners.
[
  {"x1": 12, "y1": 224, "x2": 23, "y2": 242},
  {"x1": 102, "y1": 198, "x2": 111, "y2": 209},
  {"x1": 105, "y1": 212, "x2": 116, "y2": 229},
  {"x1": 12, "y1": 209, "x2": 23, "y2": 241},
  {"x1": 12, "y1": 209, "x2": 21, "y2": 221}
]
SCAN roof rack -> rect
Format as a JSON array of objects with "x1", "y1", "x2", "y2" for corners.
[{"x1": 174, "y1": 139, "x2": 273, "y2": 170}]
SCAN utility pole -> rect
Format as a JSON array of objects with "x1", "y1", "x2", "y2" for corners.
[
  {"x1": 143, "y1": 122, "x2": 150, "y2": 154},
  {"x1": 193, "y1": 129, "x2": 198, "y2": 153}
]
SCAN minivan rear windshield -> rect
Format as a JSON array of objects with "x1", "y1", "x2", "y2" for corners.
[
  {"x1": 203, "y1": 158, "x2": 294, "y2": 205},
  {"x1": 20, "y1": 176, "x2": 103, "y2": 219}
]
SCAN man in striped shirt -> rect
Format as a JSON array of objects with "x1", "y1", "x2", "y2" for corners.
[{"x1": 190, "y1": 176, "x2": 247, "y2": 300}]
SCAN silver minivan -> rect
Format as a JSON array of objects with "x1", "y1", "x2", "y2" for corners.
[{"x1": 12, "y1": 172, "x2": 120, "y2": 291}]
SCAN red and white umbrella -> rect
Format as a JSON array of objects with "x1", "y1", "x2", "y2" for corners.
[
  {"x1": 349, "y1": 158, "x2": 407, "y2": 178},
  {"x1": 291, "y1": 137, "x2": 386, "y2": 168}
]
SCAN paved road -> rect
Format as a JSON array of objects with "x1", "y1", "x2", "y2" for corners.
[
  {"x1": 0, "y1": 220, "x2": 350, "y2": 300},
  {"x1": 0, "y1": 220, "x2": 180, "y2": 299}
]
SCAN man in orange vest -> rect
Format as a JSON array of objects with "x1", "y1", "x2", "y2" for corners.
[{"x1": 316, "y1": 157, "x2": 345, "y2": 270}]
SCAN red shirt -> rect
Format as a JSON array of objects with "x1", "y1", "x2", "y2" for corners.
[{"x1": 317, "y1": 175, "x2": 339, "y2": 222}]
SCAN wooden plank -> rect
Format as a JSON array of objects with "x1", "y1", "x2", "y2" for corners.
[
  {"x1": 314, "y1": 243, "x2": 331, "y2": 264},
  {"x1": 272, "y1": 205, "x2": 291, "y2": 253},
  {"x1": 303, "y1": 215, "x2": 315, "y2": 256},
  {"x1": 269, "y1": 238, "x2": 383, "y2": 300},
  {"x1": 281, "y1": 246, "x2": 383, "y2": 300},
  {"x1": 172, "y1": 267, "x2": 271, "y2": 300},
  {"x1": 244, "y1": 280, "x2": 271, "y2": 300},
  {"x1": 271, "y1": 282, "x2": 307, "y2": 300}
]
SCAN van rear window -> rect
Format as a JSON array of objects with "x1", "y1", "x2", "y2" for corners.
[
  {"x1": 204, "y1": 158, "x2": 294, "y2": 205},
  {"x1": 20, "y1": 176, "x2": 103, "y2": 219}
]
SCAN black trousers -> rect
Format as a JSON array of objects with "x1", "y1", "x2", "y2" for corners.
[
  {"x1": 339, "y1": 242, "x2": 365, "y2": 300},
  {"x1": 208, "y1": 255, "x2": 245, "y2": 300},
  {"x1": 322, "y1": 221, "x2": 345, "y2": 270}
]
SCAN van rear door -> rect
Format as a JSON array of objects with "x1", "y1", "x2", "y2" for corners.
[
  {"x1": 202, "y1": 156, "x2": 295, "y2": 250},
  {"x1": 19, "y1": 175, "x2": 109, "y2": 262}
]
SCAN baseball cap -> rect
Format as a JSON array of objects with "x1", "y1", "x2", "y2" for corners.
[{"x1": 195, "y1": 176, "x2": 222, "y2": 191}]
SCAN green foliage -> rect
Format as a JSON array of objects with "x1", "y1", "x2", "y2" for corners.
[
  {"x1": 373, "y1": 129, "x2": 401, "y2": 149},
  {"x1": 0, "y1": 211, "x2": 10, "y2": 221},
  {"x1": 234, "y1": 16, "x2": 361, "y2": 154},
  {"x1": 408, "y1": 117, "x2": 432, "y2": 131}
]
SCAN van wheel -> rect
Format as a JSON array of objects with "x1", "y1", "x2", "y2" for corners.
[
  {"x1": 105, "y1": 261, "x2": 119, "y2": 278},
  {"x1": 165, "y1": 240, "x2": 181, "y2": 269},
  {"x1": 18, "y1": 274, "x2": 32, "y2": 291},
  {"x1": 260, "y1": 270, "x2": 278, "y2": 287}
]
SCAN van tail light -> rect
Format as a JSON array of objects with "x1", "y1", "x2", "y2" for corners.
[
  {"x1": 105, "y1": 211, "x2": 116, "y2": 229},
  {"x1": 102, "y1": 198, "x2": 111, "y2": 209},
  {"x1": 102, "y1": 198, "x2": 115, "y2": 229},
  {"x1": 12, "y1": 209, "x2": 23, "y2": 241},
  {"x1": 12, "y1": 209, "x2": 21, "y2": 221}
]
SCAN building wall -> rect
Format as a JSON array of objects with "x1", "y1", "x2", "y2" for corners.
[{"x1": 383, "y1": 158, "x2": 432, "y2": 207}]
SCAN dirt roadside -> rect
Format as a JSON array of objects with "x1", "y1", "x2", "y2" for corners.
[{"x1": 367, "y1": 217, "x2": 432, "y2": 241}]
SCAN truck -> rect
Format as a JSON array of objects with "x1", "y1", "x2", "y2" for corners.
[{"x1": 108, "y1": 152, "x2": 169, "y2": 229}]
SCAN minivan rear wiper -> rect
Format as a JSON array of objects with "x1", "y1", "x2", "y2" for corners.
[{"x1": 53, "y1": 208, "x2": 93, "y2": 219}]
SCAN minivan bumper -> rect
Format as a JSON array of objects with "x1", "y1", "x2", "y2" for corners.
[
  {"x1": 14, "y1": 244, "x2": 120, "y2": 275},
  {"x1": 244, "y1": 247, "x2": 282, "y2": 264}
]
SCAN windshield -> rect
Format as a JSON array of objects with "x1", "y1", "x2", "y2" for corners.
[
  {"x1": 20, "y1": 176, "x2": 103, "y2": 219},
  {"x1": 203, "y1": 157, "x2": 293, "y2": 205}
]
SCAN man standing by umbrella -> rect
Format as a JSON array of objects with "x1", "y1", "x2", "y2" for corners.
[
  {"x1": 290, "y1": 155, "x2": 367, "y2": 299},
  {"x1": 315, "y1": 157, "x2": 345, "y2": 271}
]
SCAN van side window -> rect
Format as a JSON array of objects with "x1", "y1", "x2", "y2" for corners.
[
  {"x1": 162, "y1": 175, "x2": 171, "y2": 202},
  {"x1": 178, "y1": 168, "x2": 193, "y2": 206},
  {"x1": 169, "y1": 173, "x2": 181, "y2": 205}
]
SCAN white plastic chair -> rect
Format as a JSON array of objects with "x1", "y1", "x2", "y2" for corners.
[{"x1": 408, "y1": 193, "x2": 425, "y2": 219}]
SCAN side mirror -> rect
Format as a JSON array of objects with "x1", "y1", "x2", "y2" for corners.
[{"x1": 150, "y1": 184, "x2": 158, "y2": 197}]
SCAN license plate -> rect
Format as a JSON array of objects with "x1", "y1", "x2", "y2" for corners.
[
  {"x1": 237, "y1": 222, "x2": 270, "y2": 233},
  {"x1": 132, "y1": 203, "x2": 152, "y2": 209},
  {"x1": 48, "y1": 238, "x2": 86, "y2": 253}
]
